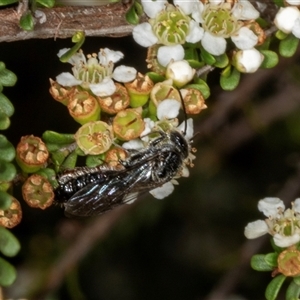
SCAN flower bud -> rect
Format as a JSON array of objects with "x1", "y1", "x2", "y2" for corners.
[
  {"x1": 0, "y1": 197, "x2": 22, "y2": 228},
  {"x1": 22, "y1": 174, "x2": 54, "y2": 210},
  {"x1": 125, "y1": 73, "x2": 154, "y2": 108},
  {"x1": 16, "y1": 135, "x2": 49, "y2": 173},
  {"x1": 68, "y1": 91, "x2": 101, "y2": 125},
  {"x1": 165, "y1": 60, "x2": 195, "y2": 88},
  {"x1": 75, "y1": 121, "x2": 114, "y2": 155},
  {"x1": 113, "y1": 109, "x2": 145, "y2": 141},
  {"x1": 98, "y1": 83, "x2": 130, "y2": 114},
  {"x1": 232, "y1": 49, "x2": 264, "y2": 73}
]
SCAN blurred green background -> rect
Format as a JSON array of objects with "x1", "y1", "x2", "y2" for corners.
[{"x1": 0, "y1": 35, "x2": 300, "y2": 300}]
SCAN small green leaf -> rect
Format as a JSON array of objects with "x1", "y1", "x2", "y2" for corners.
[
  {"x1": 0, "y1": 63, "x2": 5, "y2": 72},
  {"x1": 265, "y1": 275, "x2": 286, "y2": 300},
  {"x1": 294, "y1": 276, "x2": 300, "y2": 285},
  {"x1": 0, "y1": 68, "x2": 17, "y2": 87},
  {"x1": 279, "y1": 34, "x2": 300, "y2": 57},
  {"x1": 265, "y1": 253, "x2": 279, "y2": 268},
  {"x1": 0, "y1": 161, "x2": 16, "y2": 182},
  {"x1": 0, "y1": 135, "x2": 15, "y2": 162},
  {"x1": 51, "y1": 149, "x2": 70, "y2": 167},
  {"x1": 214, "y1": 53, "x2": 229, "y2": 68},
  {"x1": 146, "y1": 72, "x2": 166, "y2": 83},
  {"x1": 36, "y1": 168, "x2": 57, "y2": 187},
  {"x1": 61, "y1": 151, "x2": 77, "y2": 169},
  {"x1": 86, "y1": 154, "x2": 105, "y2": 167},
  {"x1": 251, "y1": 254, "x2": 274, "y2": 271},
  {"x1": 273, "y1": 0, "x2": 285, "y2": 7},
  {"x1": 260, "y1": 50, "x2": 279, "y2": 69},
  {"x1": 0, "y1": 226, "x2": 20, "y2": 257},
  {"x1": 0, "y1": 191, "x2": 12, "y2": 210},
  {"x1": 0, "y1": 0, "x2": 18, "y2": 5},
  {"x1": 200, "y1": 47, "x2": 216, "y2": 65},
  {"x1": 220, "y1": 67, "x2": 240, "y2": 91},
  {"x1": 0, "y1": 112, "x2": 10, "y2": 130},
  {"x1": 276, "y1": 30, "x2": 288, "y2": 40},
  {"x1": 19, "y1": 12, "x2": 34, "y2": 31},
  {"x1": 286, "y1": 280, "x2": 300, "y2": 300},
  {"x1": 0, "y1": 256, "x2": 17, "y2": 286},
  {"x1": 125, "y1": 2, "x2": 142, "y2": 25},
  {"x1": 186, "y1": 59, "x2": 205, "y2": 69},
  {"x1": 42, "y1": 131, "x2": 75, "y2": 145},
  {"x1": 0, "y1": 94, "x2": 14, "y2": 117},
  {"x1": 59, "y1": 32, "x2": 85, "y2": 63},
  {"x1": 36, "y1": 0, "x2": 55, "y2": 7},
  {"x1": 185, "y1": 79, "x2": 210, "y2": 99}
]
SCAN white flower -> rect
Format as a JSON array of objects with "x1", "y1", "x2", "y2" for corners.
[
  {"x1": 89, "y1": 77, "x2": 116, "y2": 97},
  {"x1": 186, "y1": 20, "x2": 205, "y2": 44},
  {"x1": 232, "y1": 0, "x2": 260, "y2": 20},
  {"x1": 294, "y1": 198, "x2": 300, "y2": 213},
  {"x1": 274, "y1": 6, "x2": 300, "y2": 34},
  {"x1": 173, "y1": 0, "x2": 198, "y2": 15},
  {"x1": 177, "y1": 118, "x2": 194, "y2": 140},
  {"x1": 150, "y1": 181, "x2": 175, "y2": 199},
  {"x1": 98, "y1": 48, "x2": 124, "y2": 66},
  {"x1": 165, "y1": 60, "x2": 195, "y2": 88},
  {"x1": 258, "y1": 197, "x2": 285, "y2": 218},
  {"x1": 292, "y1": 17, "x2": 300, "y2": 38},
  {"x1": 122, "y1": 139, "x2": 145, "y2": 150},
  {"x1": 112, "y1": 65, "x2": 137, "y2": 83},
  {"x1": 287, "y1": 0, "x2": 300, "y2": 5},
  {"x1": 157, "y1": 99, "x2": 181, "y2": 120},
  {"x1": 201, "y1": 31, "x2": 227, "y2": 56},
  {"x1": 157, "y1": 45, "x2": 185, "y2": 67},
  {"x1": 244, "y1": 220, "x2": 269, "y2": 239},
  {"x1": 233, "y1": 48, "x2": 264, "y2": 73}
]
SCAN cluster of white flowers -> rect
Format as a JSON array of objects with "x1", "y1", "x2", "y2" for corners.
[
  {"x1": 56, "y1": 48, "x2": 137, "y2": 97},
  {"x1": 133, "y1": 0, "x2": 263, "y2": 73},
  {"x1": 244, "y1": 198, "x2": 300, "y2": 248}
]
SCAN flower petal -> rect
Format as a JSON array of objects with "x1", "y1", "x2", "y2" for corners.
[
  {"x1": 89, "y1": 77, "x2": 116, "y2": 96},
  {"x1": 132, "y1": 23, "x2": 158, "y2": 47},
  {"x1": 273, "y1": 233, "x2": 300, "y2": 248},
  {"x1": 113, "y1": 65, "x2": 137, "y2": 83},
  {"x1": 56, "y1": 72, "x2": 82, "y2": 86},
  {"x1": 231, "y1": 27, "x2": 258, "y2": 50},
  {"x1": 274, "y1": 6, "x2": 300, "y2": 34},
  {"x1": 150, "y1": 181, "x2": 174, "y2": 199},
  {"x1": 157, "y1": 99, "x2": 181, "y2": 120},
  {"x1": 232, "y1": 0, "x2": 259, "y2": 20},
  {"x1": 98, "y1": 48, "x2": 124, "y2": 65},
  {"x1": 258, "y1": 197, "x2": 285, "y2": 218},
  {"x1": 177, "y1": 118, "x2": 194, "y2": 140},
  {"x1": 141, "y1": 0, "x2": 167, "y2": 18},
  {"x1": 173, "y1": 0, "x2": 197, "y2": 15},
  {"x1": 122, "y1": 139, "x2": 145, "y2": 150},
  {"x1": 244, "y1": 220, "x2": 269, "y2": 239},
  {"x1": 157, "y1": 45, "x2": 185, "y2": 67},
  {"x1": 186, "y1": 20, "x2": 204, "y2": 44},
  {"x1": 201, "y1": 32, "x2": 226, "y2": 56}
]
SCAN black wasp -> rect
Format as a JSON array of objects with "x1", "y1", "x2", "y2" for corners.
[{"x1": 55, "y1": 121, "x2": 194, "y2": 217}]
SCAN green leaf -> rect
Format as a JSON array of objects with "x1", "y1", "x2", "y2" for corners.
[
  {"x1": 19, "y1": 12, "x2": 34, "y2": 31},
  {"x1": 0, "y1": 191, "x2": 12, "y2": 210},
  {"x1": 251, "y1": 254, "x2": 275, "y2": 271},
  {"x1": 0, "y1": 68, "x2": 17, "y2": 87},
  {"x1": 276, "y1": 30, "x2": 288, "y2": 40},
  {"x1": 186, "y1": 59, "x2": 205, "y2": 69},
  {"x1": 0, "y1": 226, "x2": 20, "y2": 257},
  {"x1": 125, "y1": 2, "x2": 141, "y2": 25},
  {"x1": 0, "y1": 256, "x2": 17, "y2": 286},
  {"x1": 279, "y1": 34, "x2": 300, "y2": 57},
  {"x1": 220, "y1": 67, "x2": 240, "y2": 91},
  {"x1": 214, "y1": 53, "x2": 229, "y2": 68},
  {"x1": 36, "y1": 168, "x2": 57, "y2": 187},
  {"x1": 185, "y1": 79, "x2": 210, "y2": 99},
  {"x1": 0, "y1": 161, "x2": 16, "y2": 182},
  {"x1": 86, "y1": 154, "x2": 105, "y2": 167},
  {"x1": 0, "y1": 135, "x2": 15, "y2": 162},
  {"x1": 265, "y1": 275, "x2": 286, "y2": 300},
  {"x1": 260, "y1": 50, "x2": 279, "y2": 69},
  {"x1": 42, "y1": 131, "x2": 75, "y2": 145},
  {"x1": 36, "y1": 0, "x2": 55, "y2": 7},
  {"x1": 273, "y1": 0, "x2": 285, "y2": 7},
  {"x1": 0, "y1": 93, "x2": 14, "y2": 117},
  {"x1": 286, "y1": 280, "x2": 300, "y2": 300},
  {"x1": 0, "y1": 0, "x2": 18, "y2": 5},
  {"x1": 61, "y1": 151, "x2": 77, "y2": 169},
  {"x1": 0, "y1": 112, "x2": 10, "y2": 130},
  {"x1": 0, "y1": 63, "x2": 5, "y2": 72},
  {"x1": 294, "y1": 276, "x2": 300, "y2": 285},
  {"x1": 146, "y1": 72, "x2": 166, "y2": 83},
  {"x1": 200, "y1": 47, "x2": 216, "y2": 65},
  {"x1": 59, "y1": 32, "x2": 85, "y2": 63},
  {"x1": 265, "y1": 253, "x2": 279, "y2": 268}
]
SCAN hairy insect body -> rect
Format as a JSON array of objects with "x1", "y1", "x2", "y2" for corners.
[{"x1": 55, "y1": 129, "x2": 192, "y2": 217}]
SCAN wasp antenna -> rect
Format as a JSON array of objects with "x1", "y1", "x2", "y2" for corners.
[{"x1": 179, "y1": 89, "x2": 187, "y2": 136}]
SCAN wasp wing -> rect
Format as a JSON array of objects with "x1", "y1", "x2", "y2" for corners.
[{"x1": 63, "y1": 163, "x2": 154, "y2": 217}]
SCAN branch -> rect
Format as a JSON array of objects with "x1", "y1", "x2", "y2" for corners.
[{"x1": 0, "y1": 3, "x2": 135, "y2": 42}]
